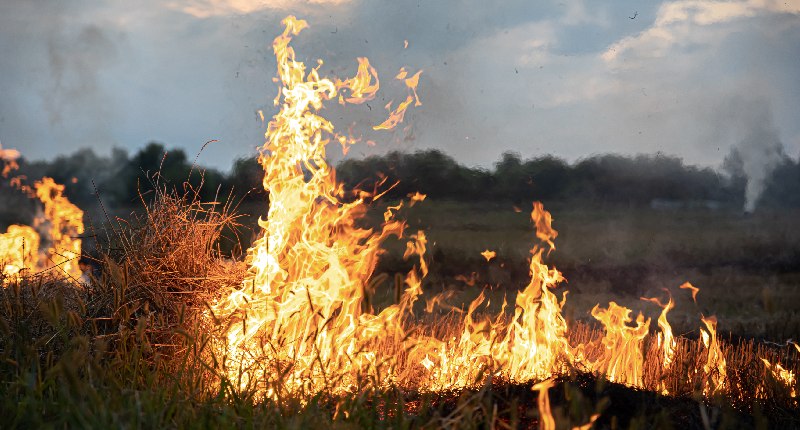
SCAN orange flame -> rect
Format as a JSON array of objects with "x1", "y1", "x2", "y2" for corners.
[
  {"x1": 373, "y1": 67, "x2": 422, "y2": 131},
  {"x1": 0, "y1": 225, "x2": 39, "y2": 278},
  {"x1": 407, "y1": 191, "x2": 426, "y2": 206},
  {"x1": 0, "y1": 155, "x2": 83, "y2": 282},
  {"x1": 212, "y1": 15, "x2": 421, "y2": 397},
  {"x1": 0, "y1": 143, "x2": 21, "y2": 178},
  {"x1": 532, "y1": 378, "x2": 556, "y2": 430},
  {"x1": 589, "y1": 302, "x2": 650, "y2": 387},
  {"x1": 34, "y1": 177, "x2": 85, "y2": 279},
  {"x1": 761, "y1": 358, "x2": 797, "y2": 398},
  {"x1": 699, "y1": 315, "x2": 727, "y2": 396},
  {"x1": 212, "y1": 16, "x2": 755, "y2": 404},
  {"x1": 680, "y1": 281, "x2": 699, "y2": 303},
  {"x1": 480, "y1": 250, "x2": 496, "y2": 262}
]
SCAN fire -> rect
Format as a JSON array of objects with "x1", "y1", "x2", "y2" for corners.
[
  {"x1": 34, "y1": 177, "x2": 85, "y2": 279},
  {"x1": 641, "y1": 294, "x2": 676, "y2": 393},
  {"x1": 212, "y1": 16, "x2": 792, "y2": 408},
  {"x1": 532, "y1": 379, "x2": 556, "y2": 430},
  {"x1": 373, "y1": 67, "x2": 422, "y2": 131},
  {"x1": 0, "y1": 148, "x2": 84, "y2": 281},
  {"x1": 589, "y1": 302, "x2": 650, "y2": 387},
  {"x1": 0, "y1": 144, "x2": 21, "y2": 178},
  {"x1": 761, "y1": 358, "x2": 797, "y2": 398},
  {"x1": 0, "y1": 225, "x2": 39, "y2": 277},
  {"x1": 480, "y1": 249, "x2": 496, "y2": 262},
  {"x1": 212, "y1": 15, "x2": 420, "y2": 396},
  {"x1": 680, "y1": 281, "x2": 699, "y2": 303},
  {"x1": 699, "y1": 315, "x2": 727, "y2": 396},
  {"x1": 407, "y1": 191, "x2": 426, "y2": 206}
]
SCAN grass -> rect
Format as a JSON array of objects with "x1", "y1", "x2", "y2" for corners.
[{"x1": 1, "y1": 194, "x2": 799, "y2": 428}]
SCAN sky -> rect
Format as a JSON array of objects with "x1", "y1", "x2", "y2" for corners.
[{"x1": 1, "y1": 0, "x2": 799, "y2": 172}]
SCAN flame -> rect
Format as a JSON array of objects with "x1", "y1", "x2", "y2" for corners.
[
  {"x1": 335, "y1": 57, "x2": 379, "y2": 104},
  {"x1": 34, "y1": 177, "x2": 85, "y2": 279},
  {"x1": 641, "y1": 293, "x2": 676, "y2": 393},
  {"x1": 0, "y1": 143, "x2": 21, "y2": 177},
  {"x1": 680, "y1": 281, "x2": 699, "y2": 303},
  {"x1": 212, "y1": 16, "x2": 769, "y2": 404},
  {"x1": 0, "y1": 225, "x2": 39, "y2": 278},
  {"x1": 761, "y1": 358, "x2": 797, "y2": 398},
  {"x1": 373, "y1": 67, "x2": 422, "y2": 131},
  {"x1": 589, "y1": 302, "x2": 650, "y2": 387},
  {"x1": 418, "y1": 202, "x2": 572, "y2": 389},
  {"x1": 407, "y1": 191, "x2": 426, "y2": 206},
  {"x1": 0, "y1": 167, "x2": 83, "y2": 282},
  {"x1": 699, "y1": 315, "x2": 727, "y2": 396},
  {"x1": 532, "y1": 378, "x2": 556, "y2": 430},
  {"x1": 212, "y1": 15, "x2": 421, "y2": 396}
]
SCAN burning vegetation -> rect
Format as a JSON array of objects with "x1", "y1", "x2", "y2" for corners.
[
  {"x1": 0, "y1": 16, "x2": 799, "y2": 429},
  {"x1": 0, "y1": 146, "x2": 84, "y2": 281}
]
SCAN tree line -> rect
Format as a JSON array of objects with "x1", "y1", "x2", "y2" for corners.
[{"x1": 6, "y1": 142, "x2": 800, "y2": 211}]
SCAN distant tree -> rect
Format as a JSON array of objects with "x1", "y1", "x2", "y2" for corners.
[
  {"x1": 227, "y1": 157, "x2": 266, "y2": 202},
  {"x1": 107, "y1": 142, "x2": 224, "y2": 205}
]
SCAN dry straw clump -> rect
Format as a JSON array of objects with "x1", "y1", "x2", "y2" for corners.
[{"x1": 94, "y1": 183, "x2": 248, "y2": 351}]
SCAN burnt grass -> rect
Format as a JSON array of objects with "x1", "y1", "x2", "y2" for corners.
[{"x1": 331, "y1": 372, "x2": 799, "y2": 429}]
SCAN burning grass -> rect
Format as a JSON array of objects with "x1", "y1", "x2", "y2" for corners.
[{"x1": 0, "y1": 184, "x2": 799, "y2": 428}]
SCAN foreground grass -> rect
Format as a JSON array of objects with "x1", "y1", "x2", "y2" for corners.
[
  {"x1": 2, "y1": 196, "x2": 799, "y2": 429},
  {"x1": 2, "y1": 271, "x2": 798, "y2": 429}
]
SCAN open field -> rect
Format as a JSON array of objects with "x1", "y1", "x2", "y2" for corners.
[
  {"x1": 230, "y1": 200, "x2": 800, "y2": 342},
  {"x1": 1, "y1": 193, "x2": 799, "y2": 429}
]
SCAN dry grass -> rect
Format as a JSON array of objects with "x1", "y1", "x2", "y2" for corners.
[{"x1": 0, "y1": 191, "x2": 798, "y2": 428}]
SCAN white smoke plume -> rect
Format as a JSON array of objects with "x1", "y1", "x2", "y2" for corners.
[{"x1": 724, "y1": 101, "x2": 787, "y2": 212}]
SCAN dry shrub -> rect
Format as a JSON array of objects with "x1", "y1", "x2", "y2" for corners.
[{"x1": 94, "y1": 183, "x2": 248, "y2": 349}]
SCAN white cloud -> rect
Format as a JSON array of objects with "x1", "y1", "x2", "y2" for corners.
[
  {"x1": 169, "y1": 0, "x2": 351, "y2": 18},
  {"x1": 604, "y1": 0, "x2": 800, "y2": 64}
]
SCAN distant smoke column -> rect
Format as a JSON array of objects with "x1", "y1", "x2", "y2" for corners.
[{"x1": 736, "y1": 120, "x2": 786, "y2": 213}]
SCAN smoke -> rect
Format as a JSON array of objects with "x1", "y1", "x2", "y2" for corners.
[
  {"x1": 722, "y1": 100, "x2": 787, "y2": 212},
  {"x1": 46, "y1": 24, "x2": 118, "y2": 131}
]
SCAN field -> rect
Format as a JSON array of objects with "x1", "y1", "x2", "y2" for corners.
[
  {"x1": 388, "y1": 201, "x2": 800, "y2": 340},
  {"x1": 233, "y1": 199, "x2": 800, "y2": 342},
  {"x1": 2, "y1": 193, "x2": 800, "y2": 429}
]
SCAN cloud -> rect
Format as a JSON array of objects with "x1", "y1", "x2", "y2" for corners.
[
  {"x1": 1, "y1": 0, "x2": 798, "y2": 173},
  {"x1": 170, "y1": 0, "x2": 352, "y2": 18},
  {"x1": 604, "y1": 0, "x2": 800, "y2": 63}
]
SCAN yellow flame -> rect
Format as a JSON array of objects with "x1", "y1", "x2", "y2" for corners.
[
  {"x1": 0, "y1": 225, "x2": 39, "y2": 278},
  {"x1": 373, "y1": 67, "x2": 422, "y2": 131},
  {"x1": 589, "y1": 302, "x2": 650, "y2": 387},
  {"x1": 641, "y1": 293, "x2": 676, "y2": 393},
  {"x1": 0, "y1": 173, "x2": 83, "y2": 282},
  {"x1": 761, "y1": 358, "x2": 797, "y2": 398},
  {"x1": 34, "y1": 177, "x2": 85, "y2": 279},
  {"x1": 418, "y1": 203, "x2": 572, "y2": 389},
  {"x1": 699, "y1": 315, "x2": 727, "y2": 396},
  {"x1": 407, "y1": 191, "x2": 426, "y2": 206},
  {"x1": 532, "y1": 378, "x2": 556, "y2": 430},
  {"x1": 213, "y1": 16, "x2": 749, "y2": 403},
  {"x1": 0, "y1": 143, "x2": 21, "y2": 178},
  {"x1": 212, "y1": 15, "x2": 421, "y2": 396}
]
